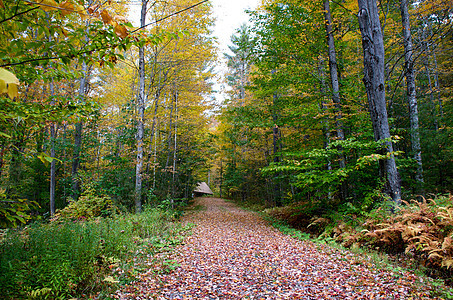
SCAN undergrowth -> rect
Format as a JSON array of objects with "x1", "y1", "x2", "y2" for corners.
[
  {"x1": 260, "y1": 194, "x2": 453, "y2": 297},
  {"x1": 263, "y1": 208, "x2": 453, "y2": 299},
  {"x1": 0, "y1": 208, "x2": 187, "y2": 299}
]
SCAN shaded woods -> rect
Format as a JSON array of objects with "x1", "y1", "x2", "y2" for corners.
[
  {"x1": 0, "y1": 0, "x2": 453, "y2": 298},
  {"x1": 215, "y1": 0, "x2": 453, "y2": 289}
]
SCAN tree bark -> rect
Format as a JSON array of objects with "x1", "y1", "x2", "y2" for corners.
[
  {"x1": 71, "y1": 0, "x2": 91, "y2": 199},
  {"x1": 135, "y1": 0, "x2": 148, "y2": 214},
  {"x1": 165, "y1": 93, "x2": 174, "y2": 171},
  {"x1": 272, "y1": 94, "x2": 281, "y2": 207},
  {"x1": 357, "y1": 0, "x2": 402, "y2": 203},
  {"x1": 318, "y1": 58, "x2": 333, "y2": 200},
  {"x1": 71, "y1": 121, "x2": 83, "y2": 199},
  {"x1": 172, "y1": 89, "x2": 178, "y2": 201},
  {"x1": 49, "y1": 80, "x2": 56, "y2": 216},
  {"x1": 323, "y1": 0, "x2": 345, "y2": 151},
  {"x1": 400, "y1": 0, "x2": 424, "y2": 188}
]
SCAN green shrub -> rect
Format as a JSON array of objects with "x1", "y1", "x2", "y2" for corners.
[
  {"x1": 0, "y1": 189, "x2": 39, "y2": 228},
  {"x1": 0, "y1": 208, "x2": 180, "y2": 299},
  {"x1": 52, "y1": 187, "x2": 118, "y2": 222}
]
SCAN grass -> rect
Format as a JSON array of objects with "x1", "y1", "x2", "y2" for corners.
[{"x1": 0, "y1": 208, "x2": 187, "y2": 299}]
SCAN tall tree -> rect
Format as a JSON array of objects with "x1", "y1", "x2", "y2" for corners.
[
  {"x1": 323, "y1": 0, "x2": 345, "y2": 148},
  {"x1": 135, "y1": 0, "x2": 149, "y2": 213},
  {"x1": 357, "y1": 0, "x2": 402, "y2": 202},
  {"x1": 400, "y1": 0, "x2": 423, "y2": 189}
]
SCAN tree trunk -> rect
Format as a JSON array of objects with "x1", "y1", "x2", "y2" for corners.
[
  {"x1": 49, "y1": 80, "x2": 56, "y2": 216},
  {"x1": 71, "y1": 0, "x2": 92, "y2": 200},
  {"x1": 153, "y1": 118, "x2": 158, "y2": 190},
  {"x1": 323, "y1": 0, "x2": 345, "y2": 150},
  {"x1": 135, "y1": 0, "x2": 148, "y2": 214},
  {"x1": 145, "y1": 89, "x2": 162, "y2": 182},
  {"x1": 400, "y1": 0, "x2": 424, "y2": 189},
  {"x1": 219, "y1": 159, "x2": 223, "y2": 198},
  {"x1": 71, "y1": 121, "x2": 83, "y2": 199},
  {"x1": 172, "y1": 90, "x2": 178, "y2": 201},
  {"x1": 272, "y1": 93, "x2": 281, "y2": 207},
  {"x1": 165, "y1": 93, "x2": 174, "y2": 171},
  {"x1": 318, "y1": 58, "x2": 333, "y2": 200},
  {"x1": 357, "y1": 0, "x2": 401, "y2": 203}
]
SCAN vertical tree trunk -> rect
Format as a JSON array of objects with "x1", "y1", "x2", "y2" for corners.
[
  {"x1": 153, "y1": 118, "x2": 158, "y2": 190},
  {"x1": 432, "y1": 47, "x2": 443, "y2": 122},
  {"x1": 71, "y1": 120, "x2": 83, "y2": 199},
  {"x1": 172, "y1": 90, "x2": 178, "y2": 201},
  {"x1": 165, "y1": 94, "x2": 174, "y2": 170},
  {"x1": 219, "y1": 159, "x2": 223, "y2": 198},
  {"x1": 272, "y1": 93, "x2": 281, "y2": 207},
  {"x1": 318, "y1": 58, "x2": 333, "y2": 200},
  {"x1": 323, "y1": 1, "x2": 348, "y2": 200},
  {"x1": 71, "y1": 0, "x2": 92, "y2": 200},
  {"x1": 145, "y1": 89, "x2": 163, "y2": 184},
  {"x1": 49, "y1": 80, "x2": 56, "y2": 216},
  {"x1": 357, "y1": 0, "x2": 402, "y2": 203},
  {"x1": 323, "y1": 0, "x2": 345, "y2": 150},
  {"x1": 135, "y1": 0, "x2": 148, "y2": 213},
  {"x1": 400, "y1": 0, "x2": 424, "y2": 188}
]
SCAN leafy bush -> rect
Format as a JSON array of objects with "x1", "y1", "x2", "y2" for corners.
[
  {"x1": 0, "y1": 208, "x2": 181, "y2": 299},
  {"x1": 52, "y1": 187, "x2": 118, "y2": 222},
  {"x1": 261, "y1": 137, "x2": 401, "y2": 203},
  {"x1": 0, "y1": 188, "x2": 39, "y2": 228}
]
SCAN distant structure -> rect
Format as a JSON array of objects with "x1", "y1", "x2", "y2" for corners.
[{"x1": 193, "y1": 182, "x2": 213, "y2": 197}]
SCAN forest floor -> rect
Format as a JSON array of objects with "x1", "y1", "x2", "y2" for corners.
[{"x1": 114, "y1": 197, "x2": 442, "y2": 299}]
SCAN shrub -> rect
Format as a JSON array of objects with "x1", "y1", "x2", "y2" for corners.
[
  {"x1": 0, "y1": 208, "x2": 179, "y2": 299},
  {"x1": 0, "y1": 188, "x2": 39, "y2": 228},
  {"x1": 328, "y1": 195, "x2": 453, "y2": 284},
  {"x1": 52, "y1": 187, "x2": 118, "y2": 222},
  {"x1": 265, "y1": 194, "x2": 453, "y2": 284}
]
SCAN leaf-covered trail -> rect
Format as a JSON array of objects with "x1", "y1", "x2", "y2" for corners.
[{"x1": 116, "y1": 197, "x2": 435, "y2": 299}]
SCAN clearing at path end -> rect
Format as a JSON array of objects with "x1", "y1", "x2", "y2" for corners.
[{"x1": 116, "y1": 197, "x2": 437, "y2": 299}]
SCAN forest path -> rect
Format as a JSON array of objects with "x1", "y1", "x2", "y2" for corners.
[{"x1": 116, "y1": 197, "x2": 433, "y2": 299}]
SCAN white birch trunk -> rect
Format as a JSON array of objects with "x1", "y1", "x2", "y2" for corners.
[{"x1": 135, "y1": 0, "x2": 148, "y2": 213}]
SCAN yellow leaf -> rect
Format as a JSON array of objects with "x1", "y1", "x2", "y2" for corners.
[
  {"x1": 8, "y1": 82, "x2": 18, "y2": 99},
  {"x1": 0, "y1": 68, "x2": 19, "y2": 85},
  {"x1": 101, "y1": 10, "x2": 113, "y2": 25},
  {"x1": 0, "y1": 0, "x2": 4, "y2": 8},
  {"x1": 0, "y1": 80, "x2": 6, "y2": 94},
  {"x1": 0, "y1": 68, "x2": 19, "y2": 98},
  {"x1": 59, "y1": 0, "x2": 74, "y2": 16}
]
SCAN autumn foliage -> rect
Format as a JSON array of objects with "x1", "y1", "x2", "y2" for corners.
[{"x1": 266, "y1": 194, "x2": 453, "y2": 284}]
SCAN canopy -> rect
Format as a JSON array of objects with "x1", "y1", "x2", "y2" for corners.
[{"x1": 193, "y1": 182, "x2": 213, "y2": 195}]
